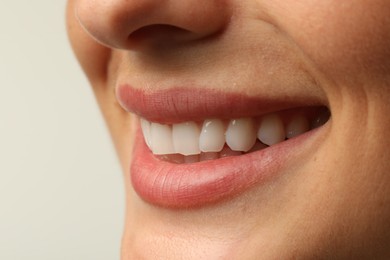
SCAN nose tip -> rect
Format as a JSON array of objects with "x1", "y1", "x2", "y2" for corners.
[{"x1": 75, "y1": 0, "x2": 231, "y2": 49}]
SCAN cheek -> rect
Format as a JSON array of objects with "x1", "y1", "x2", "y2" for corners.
[{"x1": 269, "y1": 0, "x2": 390, "y2": 82}]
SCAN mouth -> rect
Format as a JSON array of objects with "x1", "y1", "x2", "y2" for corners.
[
  {"x1": 118, "y1": 85, "x2": 330, "y2": 208},
  {"x1": 141, "y1": 106, "x2": 329, "y2": 163}
]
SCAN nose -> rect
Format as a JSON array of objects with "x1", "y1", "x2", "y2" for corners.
[{"x1": 75, "y1": 0, "x2": 231, "y2": 49}]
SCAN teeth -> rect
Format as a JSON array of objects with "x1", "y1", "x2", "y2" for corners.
[
  {"x1": 199, "y1": 119, "x2": 226, "y2": 152},
  {"x1": 172, "y1": 122, "x2": 201, "y2": 156},
  {"x1": 225, "y1": 118, "x2": 257, "y2": 152},
  {"x1": 150, "y1": 123, "x2": 175, "y2": 155},
  {"x1": 257, "y1": 114, "x2": 285, "y2": 146},
  {"x1": 286, "y1": 115, "x2": 310, "y2": 139},
  {"x1": 140, "y1": 107, "x2": 329, "y2": 158},
  {"x1": 140, "y1": 119, "x2": 152, "y2": 149}
]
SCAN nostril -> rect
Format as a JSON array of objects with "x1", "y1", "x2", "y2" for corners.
[
  {"x1": 128, "y1": 24, "x2": 194, "y2": 48},
  {"x1": 74, "y1": 0, "x2": 231, "y2": 50}
]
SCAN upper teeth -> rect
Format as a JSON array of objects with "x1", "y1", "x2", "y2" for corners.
[
  {"x1": 199, "y1": 119, "x2": 226, "y2": 152},
  {"x1": 225, "y1": 118, "x2": 257, "y2": 152},
  {"x1": 140, "y1": 112, "x2": 314, "y2": 156}
]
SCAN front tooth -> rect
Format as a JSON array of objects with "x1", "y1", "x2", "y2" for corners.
[
  {"x1": 225, "y1": 118, "x2": 257, "y2": 152},
  {"x1": 199, "y1": 119, "x2": 225, "y2": 152},
  {"x1": 150, "y1": 123, "x2": 175, "y2": 154},
  {"x1": 257, "y1": 114, "x2": 285, "y2": 145},
  {"x1": 286, "y1": 115, "x2": 310, "y2": 139},
  {"x1": 172, "y1": 122, "x2": 201, "y2": 155},
  {"x1": 140, "y1": 119, "x2": 152, "y2": 149}
]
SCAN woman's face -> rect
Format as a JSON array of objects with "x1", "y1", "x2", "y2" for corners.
[{"x1": 67, "y1": 0, "x2": 390, "y2": 258}]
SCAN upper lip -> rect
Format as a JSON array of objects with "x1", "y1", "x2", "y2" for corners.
[{"x1": 116, "y1": 84, "x2": 326, "y2": 124}]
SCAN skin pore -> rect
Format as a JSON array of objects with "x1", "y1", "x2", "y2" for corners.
[{"x1": 67, "y1": 0, "x2": 390, "y2": 259}]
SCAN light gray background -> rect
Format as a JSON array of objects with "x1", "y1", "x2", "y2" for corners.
[{"x1": 0, "y1": 1, "x2": 124, "y2": 259}]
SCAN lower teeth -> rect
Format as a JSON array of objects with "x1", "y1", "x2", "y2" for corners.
[{"x1": 157, "y1": 141, "x2": 268, "y2": 164}]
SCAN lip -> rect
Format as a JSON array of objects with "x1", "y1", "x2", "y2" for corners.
[
  {"x1": 118, "y1": 84, "x2": 328, "y2": 208},
  {"x1": 131, "y1": 124, "x2": 325, "y2": 208},
  {"x1": 116, "y1": 84, "x2": 324, "y2": 124}
]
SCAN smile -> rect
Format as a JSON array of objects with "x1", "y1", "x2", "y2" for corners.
[
  {"x1": 117, "y1": 84, "x2": 330, "y2": 208},
  {"x1": 140, "y1": 106, "x2": 329, "y2": 163}
]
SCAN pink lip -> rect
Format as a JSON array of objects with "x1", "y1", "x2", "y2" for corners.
[
  {"x1": 117, "y1": 84, "x2": 326, "y2": 208},
  {"x1": 131, "y1": 126, "x2": 322, "y2": 208},
  {"x1": 116, "y1": 84, "x2": 323, "y2": 123}
]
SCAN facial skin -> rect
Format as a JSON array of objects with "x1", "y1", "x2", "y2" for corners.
[{"x1": 67, "y1": 0, "x2": 390, "y2": 259}]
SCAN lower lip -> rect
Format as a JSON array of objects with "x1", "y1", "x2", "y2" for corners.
[{"x1": 130, "y1": 125, "x2": 323, "y2": 208}]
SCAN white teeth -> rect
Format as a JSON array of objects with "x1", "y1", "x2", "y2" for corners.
[
  {"x1": 140, "y1": 109, "x2": 322, "y2": 158},
  {"x1": 172, "y1": 122, "x2": 201, "y2": 156},
  {"x1": 140, "y1": 119, "x2": 152, "y2": 149},
  {"x1": 225, "y1": 118, "x2": 257, "y2": 152},
  {"x1": 257, "y1": 114, "x2": 285, "y2": 145},
  {"x1": 286, "y1": 115, "x2": 310, "y2": 139},
  {"x1": 199, "y1": 119, "x2": 226, "y2": 152},
  {"x1": 150, "y1": 123, "x2": 175, "y2": 155}
]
